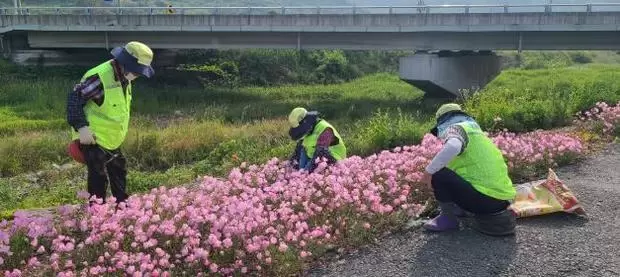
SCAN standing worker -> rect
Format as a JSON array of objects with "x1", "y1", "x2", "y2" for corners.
[
  {"x1": 421, "y1": 103, "x2": 517, "y2": 236},
  {"x1": 287, "y1": 107, "x2": 346, "y2": 172},
  {"x1": 66, "y1": 41, "x2": 155, "y2": 204},
  {"x1": 166, "y1": 3, "x2": 175, "y2": 14}
]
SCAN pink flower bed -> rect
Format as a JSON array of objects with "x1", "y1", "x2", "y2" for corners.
[
  {"x1": 0, "y1": 131, "x2": 583, "y2": 276},
  {"x1": 575, "y1": 101, "x2": 620, "y2": 135},
  {"x1": 492, "y1": 131, "x2": 584, "y2": 173}
]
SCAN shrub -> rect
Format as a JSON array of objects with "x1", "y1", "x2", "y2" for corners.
[{"x1": 466, "y1": 65, "x2": 620, "y2": 132}]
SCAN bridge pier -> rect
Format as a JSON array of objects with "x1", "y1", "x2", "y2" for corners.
[
  {"x1": 399, "y1": 52, "x2": 502, "y2": 99},
  {"x1": 0, "y1": 35, "x2": 6, "y2": 57},
  {"x1": 0, "y1": 33, "x2": 18, "y2": 58}
]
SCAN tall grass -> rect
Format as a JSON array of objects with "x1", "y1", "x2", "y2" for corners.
[
  {"x1": 2, "y1": 60, "x2": 620, "y2": 216},
  {"x1": 0, "y1": 110, "x2": 431, "y2": 218},
  {"x1": 0, "y1": 63, "x2": 430, "y2": 216},
  {"x1": 466, "y1": 64, "x2": 620, "y2": 132},
  {"x1": 0, "y1": 69, "x2": 426, "y2": 177}
]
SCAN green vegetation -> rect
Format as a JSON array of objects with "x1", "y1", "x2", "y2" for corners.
[
  {"x1": 0, "y1": 68, "x2": 430, "y2": 175},
  {"x1": 173, "y1": 49, "x2": 409, "y2": 87},
  {"x1": 0, "y1": 56, "x2": 432, "y2": 216},
  {"x1": 467, "y1": 64, "x2": 620, "y2": 132},
  {"x1": 1, "y1": 49, "x2": 620, "y2": 218},
  {"x1": 500, "y1": 51, "x2": 620, "y2": 70}
]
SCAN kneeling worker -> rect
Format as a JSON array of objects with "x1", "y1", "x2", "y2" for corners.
[
  {"x1": 421, "y1": 103, "x2": 517, "y2": 236},
  {"x1": 287, "y1": 107, "x2": 347, "y2": 172}
]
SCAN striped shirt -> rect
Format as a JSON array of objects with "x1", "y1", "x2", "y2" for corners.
[{"x1": 66, "y1": 60, "x2": 127, "y2": 132}]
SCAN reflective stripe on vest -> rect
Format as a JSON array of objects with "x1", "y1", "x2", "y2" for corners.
[
  {"x1": 446, "y1": 121, "x2": 516, "y2": 201},
  {"x1": 71, "y1": 60, "x2": 132, "y2": 150},
  {"x1": 302, "y1": 120, "x2": 347, "y2": 161}
]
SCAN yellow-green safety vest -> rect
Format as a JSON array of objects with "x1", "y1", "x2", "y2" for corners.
[
  {"x1": 71, "y1": 60, "x2": 132, "y2": 150},
  {"x1": 302, "y1": 120, "x2": 347, "y2": 161},
  {"x1": 446, "y1": 121, "x2": 516, "y2": 201}
]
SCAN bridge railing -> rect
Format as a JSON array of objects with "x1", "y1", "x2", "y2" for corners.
[{"x1": 2, "y1": 3, "x2": 620, "y2": 16}]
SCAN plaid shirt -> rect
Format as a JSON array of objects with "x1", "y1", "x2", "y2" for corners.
[
  {"x1": 66, "y1": 60, "x2": 127, "y2": 132},
  {"x1": 440, "y1": 125, "x2": 469, "y2": 153},
  {"x1": 316, "y1": 127, "x2": 336, "y2": 148}
]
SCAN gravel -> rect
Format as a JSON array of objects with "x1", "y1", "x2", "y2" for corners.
[{"x1": 307, "y1": 143, "x2": 620, "y2": 277}]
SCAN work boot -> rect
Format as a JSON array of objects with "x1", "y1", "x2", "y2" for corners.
[
  {"x1": 471, "y1": 209, "x2": 516, "y2": 236},
  {"x1": 424, "y1": 202, "x2": 460, "y2": 232}
]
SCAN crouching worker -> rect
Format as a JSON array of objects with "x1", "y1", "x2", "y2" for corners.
[
  {"x1": 66, "y1": 41, "x2": 155, "y2": 204},
  {"x1": 287, "y1": 107, "x2": 347, "y2": 172},
  {"x1": 421, "y1": 103, "x2": 517, "y2": 236}
]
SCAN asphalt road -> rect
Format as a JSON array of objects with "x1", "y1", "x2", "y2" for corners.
[{"x1": 308, "y1": 143, "x2": 620, "y2": 277}]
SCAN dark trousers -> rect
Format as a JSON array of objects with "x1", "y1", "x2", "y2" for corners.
[
  {"x1": 432, "y1": 168, "x2": 509, "y2": 215},
  {"x1": 80, "y1": 144, "x2": 128, "y2": 204}
]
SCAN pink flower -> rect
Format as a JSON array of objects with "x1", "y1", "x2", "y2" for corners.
[
  {"x1": 0, "y1": 116, "x2": 593, "y2": 276},
  {"x1": 77, "y1": 190, "x2": 91, "y2": 200},
  {"x1": 28, "y1": 257, "x2": 41, "y2": 267},
  {"x1": 300, "y1": 251, "x2": 309, "y2": 258},
  {"x1": 278, "y1": 243, "x2": 288, "y2": 252},
  {"x1": 209, "y1": 263, "x2": 219, "y2": 273},
  {"x1": 223, "y1": 238, "x2": 233, "y2": 248}
]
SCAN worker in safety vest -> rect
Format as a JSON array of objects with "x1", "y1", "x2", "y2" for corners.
[
  {"x1": 166, "y1": 4, "x2": 175, "y2": 14},
  {"x1": 421, "y1": 103, "x2": 517, "y2": 236},
  {"x1": 287, "y1": 107, "x2": 346, "y2": 172},
  {"x1": 66, "y1": 41, "x2": 155, "y2": 204}
]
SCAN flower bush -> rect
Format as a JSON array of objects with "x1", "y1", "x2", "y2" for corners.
[
  {"x1": 492, "y1": 131, "x2": 584, "y2": 180},
  {"x1": 0, "y1": 131, "x2": 584, "y2": 276},
  {"x1": 574, "y1": 101, "x2": 620, "y2": 136}
]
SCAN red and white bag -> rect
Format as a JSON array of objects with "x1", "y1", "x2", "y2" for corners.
[{"x1": 509, "y1": 169, "x2": 586, "y2": 218}]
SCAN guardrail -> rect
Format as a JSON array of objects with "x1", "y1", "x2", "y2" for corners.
[{"x1": 1, "y1": 3, "x2": 620, "y2": 16}]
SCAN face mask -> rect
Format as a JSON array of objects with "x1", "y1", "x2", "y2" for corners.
[{"x1": 124, "y1": 72, "x2": 138, "y2": 81}]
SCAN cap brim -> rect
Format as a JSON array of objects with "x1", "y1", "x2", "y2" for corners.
[
  {"x1": 135, "y1": 64, "x2": 155, "y2": 78},
  {"x1": 111, "y1": 46, "x2": 124, "y2": 58},
  {"x1": 111, "y1": 46, "x2": 155, "y2": 78},
  {"x1": 430, "y1": 125, "x2": 439, "y2": 136}
]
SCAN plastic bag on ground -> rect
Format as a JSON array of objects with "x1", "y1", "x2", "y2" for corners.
[{"x1": 509, "y1": 168, "x2": 586, "y2": 218}]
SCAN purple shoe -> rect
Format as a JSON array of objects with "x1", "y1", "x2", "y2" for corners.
[{"x1": 423, "y1": 214, "x2": 459, "y2": 232}]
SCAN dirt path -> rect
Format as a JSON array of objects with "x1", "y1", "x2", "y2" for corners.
[{"x1": 308, "y1": 143, "x2": 620, "y2": 277}]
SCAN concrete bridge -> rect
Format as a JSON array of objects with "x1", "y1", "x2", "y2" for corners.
[{"x1": 2, "y1": 3, "x2": 620, "y2": 97}]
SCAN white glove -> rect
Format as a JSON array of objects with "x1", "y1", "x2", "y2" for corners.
[{"x1": 78, "y1": 126, "x2": 96, "y2": 145}]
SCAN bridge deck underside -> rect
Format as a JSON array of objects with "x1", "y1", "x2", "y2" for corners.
[{"x1": 19, "y1": 30, "x2": 620, "y2": 50}]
